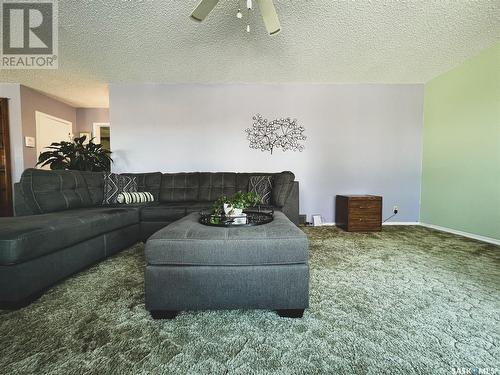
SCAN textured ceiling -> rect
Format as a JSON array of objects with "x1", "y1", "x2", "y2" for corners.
[{"x1": 1, "y1": 0, "x2": 499, "y2": 107}]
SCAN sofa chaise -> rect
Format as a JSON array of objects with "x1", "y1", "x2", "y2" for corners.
[{"x1": 0, "y1": 169, "x2": 299, "y2": 309}]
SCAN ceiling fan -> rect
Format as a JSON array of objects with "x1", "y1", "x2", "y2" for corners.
[{"x1": 190, "y1": 0, "x2": 281, "y2": 35}]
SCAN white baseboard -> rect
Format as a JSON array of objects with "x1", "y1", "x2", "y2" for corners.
[
  {"x1": 383, "y1": 221, "x2": 419, "y2": 226},
  {"x1": 311, "y1": 221, "x2": 499, "y2": 245},
  {"x1": 419, "y1": 223, "x2": 500, "y2": 246},
  {"x1": 318, "y1": 222, "x2": 419, "y2": 227}
]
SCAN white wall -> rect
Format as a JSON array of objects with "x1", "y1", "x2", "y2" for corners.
[
  {"x1": 0, "y1": 83, "x2": 23, "y2": 183},
  {"x1": 110, "y1": 83, "x2": 424, "y2": 222}
]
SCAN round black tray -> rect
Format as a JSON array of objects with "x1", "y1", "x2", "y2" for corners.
[{"x1": 199, "y1": 208, "x2": 274, "y2": 227}]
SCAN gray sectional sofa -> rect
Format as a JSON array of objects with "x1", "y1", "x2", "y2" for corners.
[{"x1": 0, "y1": 169, "x2": 299, "y2": 309}]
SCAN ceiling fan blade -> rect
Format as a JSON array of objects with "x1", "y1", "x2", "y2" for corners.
[
  {"x1": 190, "y1": 0, "x2": 220, "y2": 22},
  {"x1": 256, "y1": 0, "x2": 281, "y2": 35}
]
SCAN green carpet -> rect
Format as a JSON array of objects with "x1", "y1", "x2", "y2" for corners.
[{"x1": 1, "y1": 226, "x2": 499, "y2": 374}]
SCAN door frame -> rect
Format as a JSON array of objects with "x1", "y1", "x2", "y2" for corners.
[
  {"x1": 35, "y1": 111, "x2": 73, "y2": 161},
  {"x1": 92, "y1": 122, "x2": 110, "y2": 145},
  {"x1": 0, "y1": 98, "x2": 13, "y2": 216}
]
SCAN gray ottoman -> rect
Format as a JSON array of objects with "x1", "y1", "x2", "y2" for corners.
[{"x1": 145, "y1": 211, "x2": 309, "y2": 319}]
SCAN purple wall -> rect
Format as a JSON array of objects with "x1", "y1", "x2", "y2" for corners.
[
  {"x1": 20, "y1": 86, "x2": 77, "y2": 169},
  {"x1": 110, "y1": 83, "x2": 424, "y2": 223},
  {"x1": 76, "y1": 108, "x2": 109, "y2": 134}
]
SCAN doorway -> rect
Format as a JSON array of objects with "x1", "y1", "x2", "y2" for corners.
[
  {"x1": 0, "y1": 98, "x2": 13, "y2": 216},
  {"x1": 93, "y1": 122, "x2": 111, "y2": 151},
  {"x1": 35, "y1": 111, "x2": 73, "y2": 170}
]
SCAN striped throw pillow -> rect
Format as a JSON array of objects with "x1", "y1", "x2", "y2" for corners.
[{"x1": 117, "y1": 192, "x2": 155, "y2": 204}]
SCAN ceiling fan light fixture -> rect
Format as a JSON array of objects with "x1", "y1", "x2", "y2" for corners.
[
  {"x1": 190, "y1": 0, "x2": 220, "y2": 22},
  {"x1": 190, "y1": 0, "x2": 281, "y2": 36},
  {"x1": 256, "y1": 0, "x2": 281, "y2": 35}
]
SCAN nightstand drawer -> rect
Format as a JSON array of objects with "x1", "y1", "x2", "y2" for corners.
[
  {"x1": 349, "y1": 207, "x2": 381, "y2": 216},
  {"x1": 349, "y1": 212, "x2": 381, "y2": 221},
  {"x1": 349, "y1": 216, "x2": 381, "y2": 224},
  {"x1": 349, "y1": 216, "x2": 381, "y2": 231},
  {"x1": 349, "y1": 201, "x2": 381, "y2": 210}
]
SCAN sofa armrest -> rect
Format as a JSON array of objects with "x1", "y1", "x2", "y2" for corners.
[{"x1": 280, "y1": 181, "x2": 299, "y2": 226}]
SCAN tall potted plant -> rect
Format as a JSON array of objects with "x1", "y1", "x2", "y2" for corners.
[{"x1": 36, "y1": 135, "x2": 112, "y2": 172}]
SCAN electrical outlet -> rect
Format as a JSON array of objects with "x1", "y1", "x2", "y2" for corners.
[{"x1": 393, "y1": 205, "x2": 399, "y2": 214}]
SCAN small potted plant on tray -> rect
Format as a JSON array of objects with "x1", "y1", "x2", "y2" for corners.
[{"x1": 213, "y1": 191, "x2": 261, "y2": 217}]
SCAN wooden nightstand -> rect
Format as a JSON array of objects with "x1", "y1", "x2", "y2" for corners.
[{"x1": 335, "y1": 195, "x2": 382, "y2": 232}]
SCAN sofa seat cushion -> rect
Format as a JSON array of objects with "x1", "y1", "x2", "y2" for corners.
[
  {"x1": 0, "y1": 207, "x2": 140, "y2": 265},
  {"x1": 145, "y1": 211, "x2": 308, "y2": 266},
  {"x1": 141, "y1": 202, "x2": 213, "y2": 222}
]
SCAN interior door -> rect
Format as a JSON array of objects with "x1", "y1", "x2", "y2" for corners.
[
  {"x1": 36, "y1": 111, "x2": 73, "y2": 170},
  {"x1": 0, "y1": 98, "x2": 13, "y2": 216}
]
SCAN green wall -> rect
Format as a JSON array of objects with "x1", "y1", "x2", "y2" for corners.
[{"x1": 421, "y1": 43, "x2": 500, "y2": 240}]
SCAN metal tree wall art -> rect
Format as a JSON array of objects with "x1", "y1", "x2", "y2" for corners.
[{"x1": 245, "y1": 114, "x2": 306, "y2": 154}]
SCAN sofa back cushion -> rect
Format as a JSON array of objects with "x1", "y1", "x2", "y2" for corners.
[
  {"x1": 80, "y1": 171, "x2": 105, "y2": 205},
  {"x1": 157, "y1": 171, "x2": 294, "y2": 204},
  {"x1": 20, "y1": 169, "x2": 93, "y2": 214},
  {"x1": 121, "y1": 172, "x2": 162, "y2": 201},
  {"x1": 235, "y1": 173, "x2": 251, "y2": 193},
  {"x1": 272, "y1": 171, "x2": 295, "y2": 207},
  {"x1": 198, "y1": 172, "x2": 237, "y2": 202},
  {"x1": 160, "y1": 173, "x2": 200, "y2": 202}
]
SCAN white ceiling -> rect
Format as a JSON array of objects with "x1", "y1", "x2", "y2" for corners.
[{"x1": 1, "y1": 0, "x2": 499, "y2": 108}]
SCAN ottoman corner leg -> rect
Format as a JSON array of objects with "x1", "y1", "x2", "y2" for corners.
[
  {"x1": 276, "y1": 309, "x2": 305, "y2": 318},
  {"x1": 150, "y1": 310, "x2": 179, "y2": 320}
]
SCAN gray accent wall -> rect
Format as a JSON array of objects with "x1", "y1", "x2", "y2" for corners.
[
  {"x1": 110, "y1": 83, "x2": 424, "y2": 223},
  {"x1": 20, "y1": 86, "x2": 77, "y2": 169},
  {"x1": 76, "y1": 108, "x2": 109, "y2": 134}
]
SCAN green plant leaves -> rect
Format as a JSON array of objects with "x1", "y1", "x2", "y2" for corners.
[
  {"x1": 212, "y1": 191, "x2": 262, "y2": 213},
  {"x1": 36, "y1": 136, "x2": 113, "y2": 172}
]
